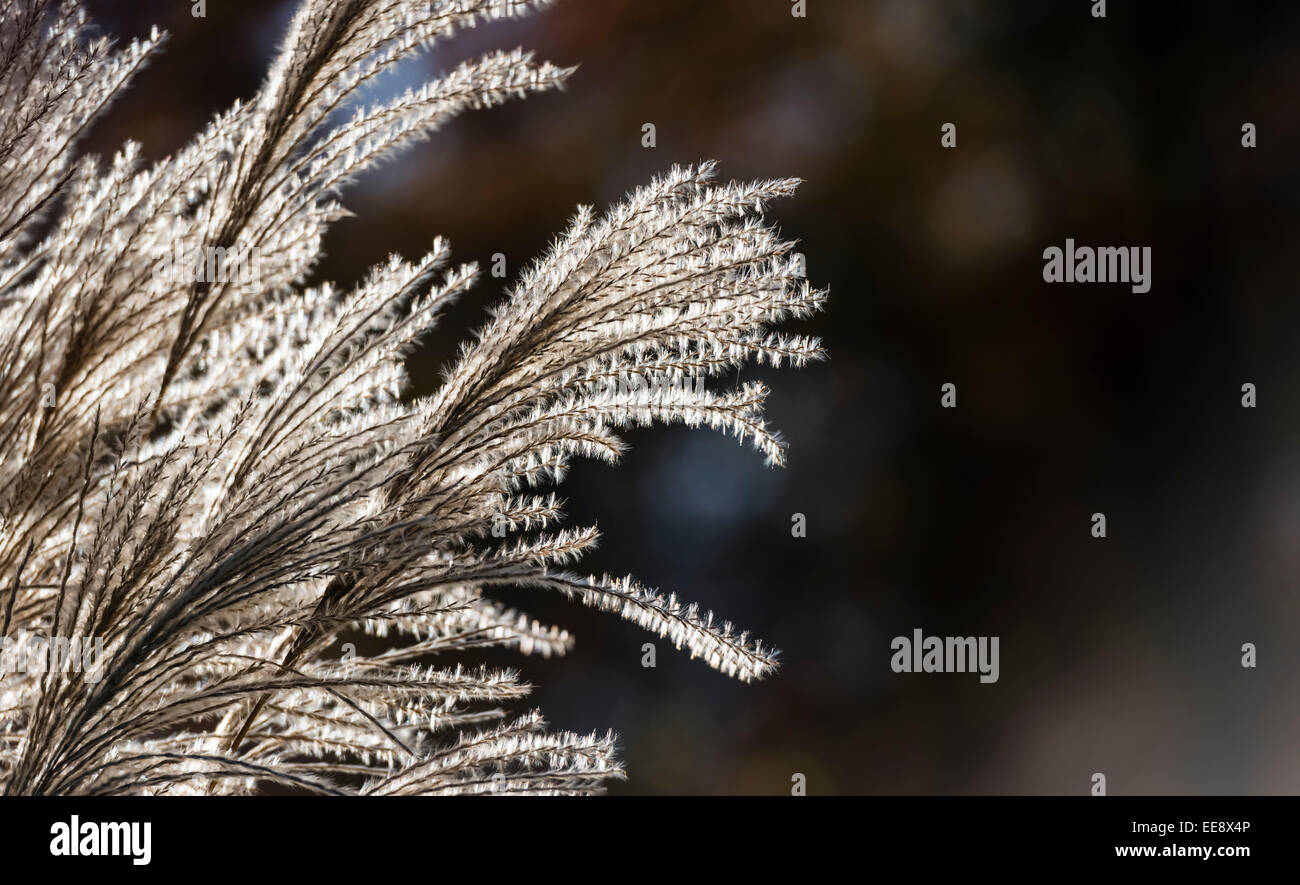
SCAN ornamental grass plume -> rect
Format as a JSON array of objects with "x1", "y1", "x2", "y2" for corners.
[{"x1": 0, "y1": 0, "x2": 826, "y2": 795}]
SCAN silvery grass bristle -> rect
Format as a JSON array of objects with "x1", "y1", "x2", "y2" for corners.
[{"x1": 0, "y1": 0, "x2": 826, "y2": 795}]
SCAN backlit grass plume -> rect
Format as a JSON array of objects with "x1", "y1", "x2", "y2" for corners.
[{"x1": 0, "y1": 0, "x2": 826, "y2": 795}]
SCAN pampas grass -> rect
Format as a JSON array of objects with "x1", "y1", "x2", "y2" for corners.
[{"x1": 0, "y1": 0, "x2": 825, "y2": 795}]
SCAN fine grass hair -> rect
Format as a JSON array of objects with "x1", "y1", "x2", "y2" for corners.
[{"x1": 0, "y1": 0, "x2": 826, "y2": 795}]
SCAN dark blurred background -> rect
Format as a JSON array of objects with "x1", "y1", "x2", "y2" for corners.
[{"x1": 81, "y1": 0, "x2": 1300, "y2": 794}]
